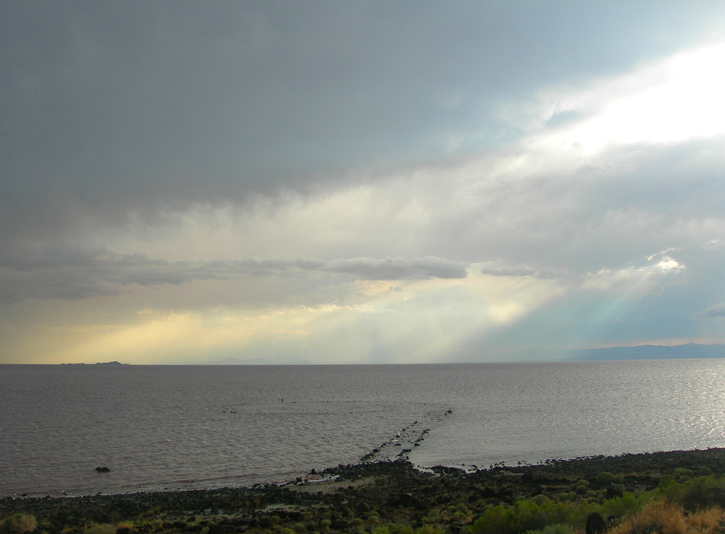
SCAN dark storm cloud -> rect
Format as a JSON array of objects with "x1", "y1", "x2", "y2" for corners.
[
  {"x1": 2, "y1": 0, "x2": 725, "y2": 242},
  {"x1": 0, "y1": 246, "x2": 466, "y2": 303}
]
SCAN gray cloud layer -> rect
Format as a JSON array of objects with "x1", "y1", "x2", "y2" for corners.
[{"x1": 0, "y1": 247, "x2": 466, "y2": 304}]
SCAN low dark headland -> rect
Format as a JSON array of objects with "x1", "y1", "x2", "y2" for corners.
[{"x1": 4, "y1": 449, "x2": 725, "y2": 534}]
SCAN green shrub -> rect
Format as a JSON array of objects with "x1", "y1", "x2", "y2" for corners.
[
  {"x1": 466, "y1": 505, "x2": 516, "y2": 534},
  {"x1": 320, "y1": 519, "x2": 332, "y2": 530},
  {"x1": 656, "y1": 474, "x2": 725, "y2": 512},
  {"x1": 574, "y1": 480, "x2": 589, "y2": 495},
  {"x1": 673, "y1": 468, "x2": 694, "y2": 478},
  {"x1": 466, "y1": 495, "x2": 605, "y2": 534},
  {"x1": 602, "y1": 492, "x2": 648, "y2": 518}
]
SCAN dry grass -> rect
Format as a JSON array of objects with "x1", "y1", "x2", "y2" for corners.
[
  {"x1": 608, "y1": 502, "x2": 725, "y2": 534},
  {"x1": 0, "y1": 514, "x2": 37, "y2": 533},
  {"x1": 686, "y1": 508, "x2": 725, "y2": 534}
]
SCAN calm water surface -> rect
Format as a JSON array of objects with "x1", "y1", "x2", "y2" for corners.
[{"x1": 2, "y1": 360, "x2": 725, "y2": 497}]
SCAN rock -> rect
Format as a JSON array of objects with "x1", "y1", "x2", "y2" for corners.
[{"x1": 586, "y1": 512, "x2": 607, "y2": 534}]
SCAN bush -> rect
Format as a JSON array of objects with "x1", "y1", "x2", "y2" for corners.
[
  {"x1": 657, "y1": 475, "x2": 725, "y2": 512},
  {"x1": 467, "y1": 505, "x2": 517, "y2": 534},
  {"x1": 0, "y1": 515, "x2": 36, "y2": 534},
  {"x1": 602, "y1": 492, "x2": 647, "y2": 518},
  {"x1": 466, "y1": 495, "x2": 605, "y2": 534},
  {"x1": 607, "y1": 502, "x2": 686, "y2": 534}
]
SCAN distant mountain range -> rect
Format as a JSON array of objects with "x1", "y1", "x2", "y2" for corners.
[{"x1": 569, "y1": 343, "x2": 725, "y2": 361}]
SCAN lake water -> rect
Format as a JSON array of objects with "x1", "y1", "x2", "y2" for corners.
[{"x1": 2, "y1": 360, "x2": 725, "y2": 497}]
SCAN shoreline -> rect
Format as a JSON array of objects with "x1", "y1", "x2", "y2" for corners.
[{"x1": 4, "y1": 448, "x2": 725, "y2": 533}]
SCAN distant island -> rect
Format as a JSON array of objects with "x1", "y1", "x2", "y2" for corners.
[{"x1": 60, "y1": 361, "x2": 129, "y2": 365}]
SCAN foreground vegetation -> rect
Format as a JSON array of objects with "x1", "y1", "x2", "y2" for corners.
[{"x1": 4, "y1": 450, "x2": 725, "y2": 534}]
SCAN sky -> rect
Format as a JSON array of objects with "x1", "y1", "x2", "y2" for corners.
[{"x1": 2, "y1": 1, "x2": 725, "y2": 364}]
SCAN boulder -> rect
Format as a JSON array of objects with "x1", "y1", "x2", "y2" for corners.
[{"x1": 586, "y1": 512, "x2": 607, "y2": 534}]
